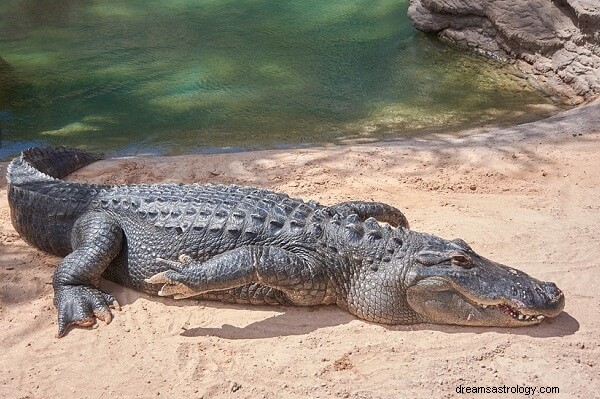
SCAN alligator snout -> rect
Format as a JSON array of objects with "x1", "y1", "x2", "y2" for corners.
[
  {"x1": 541, "y1": 281, "x2": 562, "y2": 298},
  {"x1": 536, "y1": 281, "x2": 565, "y2": 317}
]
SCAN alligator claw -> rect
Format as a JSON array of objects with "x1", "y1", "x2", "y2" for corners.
[
  {"x1": 145, "y1": 270, "x2": 182, "y2": 285},
  {"x1": 93, "y1": 309, "x2": 113, "y2": 324},
  {"x1": 102, "y1": 292, "x2": 121, "y2": 311},
  {"x1": 158, "y1": 283, "x2": 198, "y2": 299},
  {"x1": 146, "y1": 270, "x2": 199, "y2": 299},
  {"x1": 178, "y1": 254, "x2": 193, "y2": 264},
  {"x1": 155, "y1": 255, "x2": 193, "y2": 271},
  {"x1": 54, "y1": 285, "x2": 118, "y2": 338},
  {"x1": 148, "y1": 256, "x2": 203, "y2": 299}
]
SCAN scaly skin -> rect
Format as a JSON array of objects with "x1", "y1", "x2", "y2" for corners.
[{"x1": 7, "y1": 147, "x2": 565, "y2": 337}]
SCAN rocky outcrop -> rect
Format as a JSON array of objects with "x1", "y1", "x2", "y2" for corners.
[{"x1": 408, "y1": 0, "x2": 600, "y2": 104}]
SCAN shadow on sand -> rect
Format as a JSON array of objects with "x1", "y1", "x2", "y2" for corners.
[{"x1": 179, "y1": 306, "x2": 579, "y2": 340}]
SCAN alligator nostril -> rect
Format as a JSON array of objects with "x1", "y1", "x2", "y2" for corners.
[
  {"x1": 542, "y1": 282, "x2": 562, "y2": 298},
  {"x1": 539, "y1": 281, "x2": 565, "y2": 312},
  {"x1": 527, "y1": 281, "x2": 565, "y2": 316}
]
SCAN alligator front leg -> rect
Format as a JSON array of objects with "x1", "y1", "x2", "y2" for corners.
[
  {"x1": 145, "y1": 246, "x2": 328, "y2": 305},
  {"x1": 53, "y1": 211, "x2": 123, "y2": 337}
]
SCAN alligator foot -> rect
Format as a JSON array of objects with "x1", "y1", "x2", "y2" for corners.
[
  {"x1": 147, "y1": 255, "x2": 200, "y2": 299},
  {"x1": 54, "y1": 285, "x2": 120, "y2": 338}
]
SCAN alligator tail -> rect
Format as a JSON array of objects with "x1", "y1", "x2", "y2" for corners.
[
  {"x1": 7, "y1": 146, "x2": 104, "y2": 185},
  {"x1": 7, "y1": 146, "x2": 106, "y2": 256}
]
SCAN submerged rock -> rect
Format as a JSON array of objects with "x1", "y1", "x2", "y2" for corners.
[{"x1": 407, "y1": 0, "x2": 600, "y2": 104}]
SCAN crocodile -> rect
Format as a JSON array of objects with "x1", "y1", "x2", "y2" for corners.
[{"x1": 7, "y1": 146, "x2": 565, "y2": 337}]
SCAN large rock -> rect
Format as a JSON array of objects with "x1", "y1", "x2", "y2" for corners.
[
  {"x1": 565, "y1": 0, "x2": 600, "y2": 34},
  {"x1": 408, "y1": 0, "x2": 600, "y2": 104}
]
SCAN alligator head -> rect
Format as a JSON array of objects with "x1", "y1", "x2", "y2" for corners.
[{"x1": 404, "y1": 233, "x2": 565, "y2": 327}]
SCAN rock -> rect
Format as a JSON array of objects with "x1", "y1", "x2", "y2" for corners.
[
  {"x1": 486, "y1": 0, "x2": 576, "y2": 52},
  {"x1": 565, "y1": 0, "x2": 600, "y2": 35},
  {"x1": 407, "y1": 0, "x2": 600, "y2": 104},
  {"x1": 230, "y1": 382, "x2": 242, "y2": 393}
]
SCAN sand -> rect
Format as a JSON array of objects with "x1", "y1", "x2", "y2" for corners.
[{"x1": 1, "y1": 101, "x2": 599, "y2": 398}]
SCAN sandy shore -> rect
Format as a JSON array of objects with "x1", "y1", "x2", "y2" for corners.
[{"x1": 1, "y1": 101, "x2": 599, "y2": 398}]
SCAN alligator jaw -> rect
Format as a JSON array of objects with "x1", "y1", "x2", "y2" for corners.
[{"x1": 406, "y1": 277, "x2": 563, "y2": 327}]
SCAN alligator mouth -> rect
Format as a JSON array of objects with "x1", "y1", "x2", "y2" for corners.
[
  {"x1": 406, "y1": 277, "x2": 562, "y2": 327},
  {"x1": 440, "y1": 276, "x2": 562, "y2": 324},
  {"x1": 478, "y1": 303, "x2": 546, "y2": 323}
]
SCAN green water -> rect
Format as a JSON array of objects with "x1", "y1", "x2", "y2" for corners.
[{"x1": 0, "y1": 0, "x2": 557, "y2": 159}]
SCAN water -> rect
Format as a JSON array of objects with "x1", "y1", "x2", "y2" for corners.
[{"x1": 0, "y1": 0, "x2": 558, "y2": 159}]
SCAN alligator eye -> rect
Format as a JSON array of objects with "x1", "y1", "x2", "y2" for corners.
[{"x1": 451, "y1": 253, "x2": 473, "y2": 268}]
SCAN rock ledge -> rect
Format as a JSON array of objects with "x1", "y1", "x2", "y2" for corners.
[{"x1": 408, "y1": 0, "x2": 600, "y2": 104}]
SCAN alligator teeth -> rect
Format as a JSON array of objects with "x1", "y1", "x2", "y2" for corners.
[{"x1": 479, "y1": 303, "x2": 544, "y2": 322}]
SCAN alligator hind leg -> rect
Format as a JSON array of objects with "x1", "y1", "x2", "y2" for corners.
[
  {"x1": 146, "y1": 246, "x2": 327, "y2": 305},
  {"x1": 53, "y1": 211, "x2": 123, "y2": 337},
  {"x1": 330, "y1": 201, "x2": 409, "y2": 228}
]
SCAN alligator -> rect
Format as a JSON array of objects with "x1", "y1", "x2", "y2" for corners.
[{"x1": 7, "y1": 146, "x2": 565, "y2": 337}]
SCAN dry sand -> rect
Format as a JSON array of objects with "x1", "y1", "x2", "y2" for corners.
[{"x1": 1, "y1": 101, "x2": 599, "y2": 398}]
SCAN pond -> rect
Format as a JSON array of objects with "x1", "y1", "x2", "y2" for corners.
[{"x1": 0, "y1": 0, "x2": 559, "y2": 159}]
